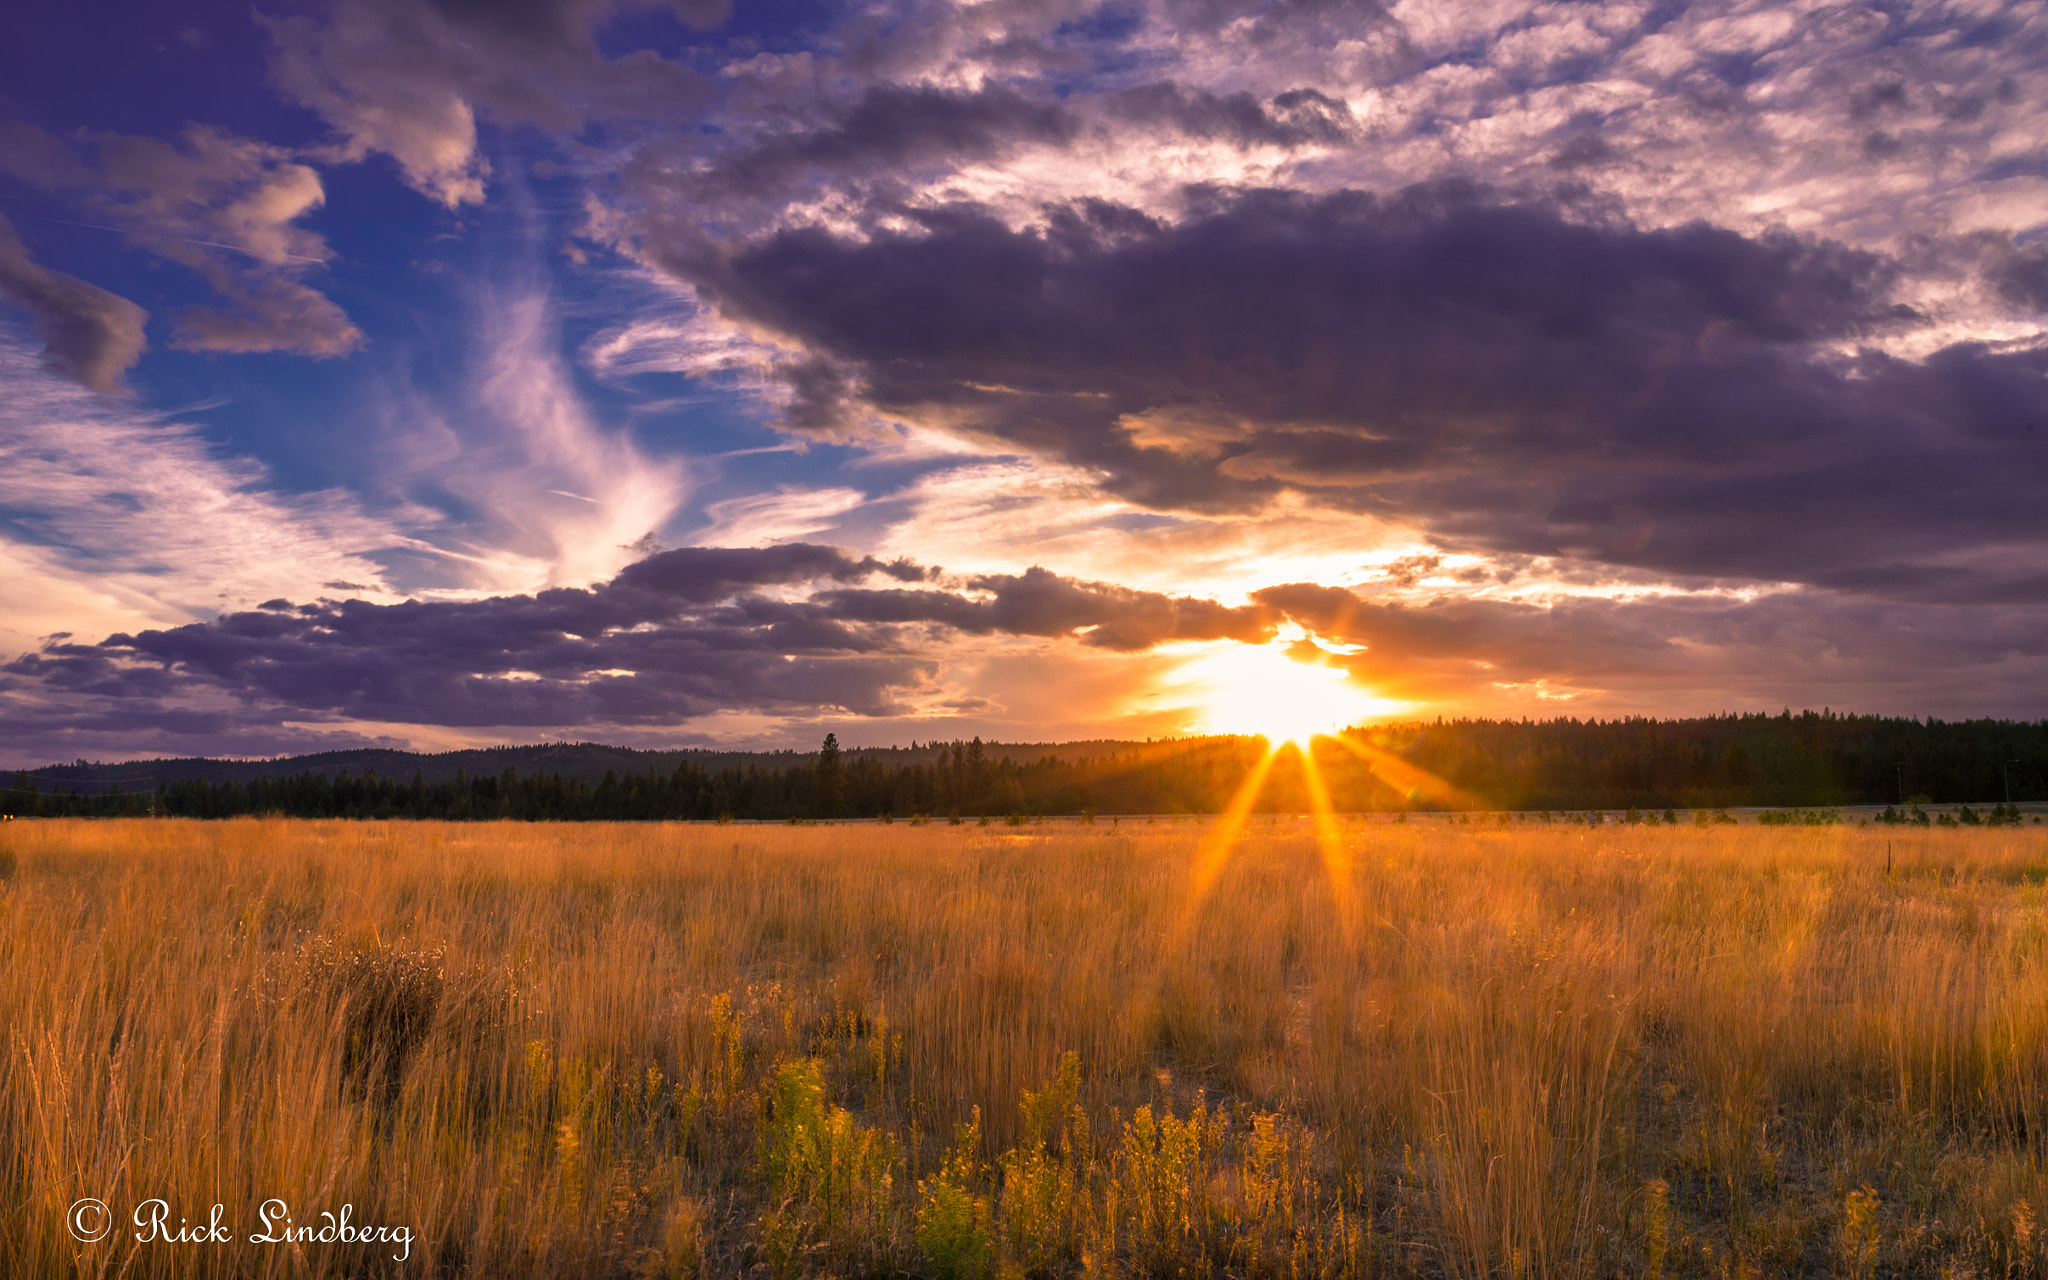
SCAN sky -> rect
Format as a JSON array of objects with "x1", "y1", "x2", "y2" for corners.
[{"x1": 0, "y1": 0, "x2": 2044, "y2": 765}]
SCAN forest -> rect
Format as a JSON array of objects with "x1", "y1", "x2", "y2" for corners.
[{"x1": 5, "y1": 710, "x2": 2043, "y2": 821}]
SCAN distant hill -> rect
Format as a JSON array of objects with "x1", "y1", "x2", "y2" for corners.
[
  {"x1": 0, "y1": 736, "x2": 1154, "y2": 795},
  {"x1": 7, "y1": 712, "x2": 2042, "y2": 819}
]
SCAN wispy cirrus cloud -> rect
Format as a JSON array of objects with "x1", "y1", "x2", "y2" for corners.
[
  {"x1": 336, "y1": 280, "x2": 689, "y2": 601},
  {"x1": 0, "y1": 328, "x2": 404, "y2": 656}
]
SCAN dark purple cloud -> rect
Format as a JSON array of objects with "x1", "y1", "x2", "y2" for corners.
[
  {"x1": 821, "y1": 566, "x2": 1272, "y2": 651},
  {"x1": 0, "y1": 546, "x2": 1274, "y2": 734},
  {"x1": 261, "y1": 0, "x2": 715, "y2": 206},
  {"x1": 0, "y1": 213, "x2": 148, "y2": 391},
  {"x1": 12, "y1": 543, "x2": 2045, "y2": 757},
  {"x1": 678, "y1": 183, "x2": 2046, "y2": 604},
  {"x1": 0, "y1": 122, "x2": 361, "y2": 359},
  {"x1": 1992, "y1": 244, "x2": 2048, "y2": 312},
  {"x1": 1105, "y1": 82, "x2": 1356, "y2": 148},
  {"x1": 693, "y1": 85, "x2": 1082, "y2": 203},
  {"x1": 1252, "y1": 582, "x2": 2048, "y2": 714}
]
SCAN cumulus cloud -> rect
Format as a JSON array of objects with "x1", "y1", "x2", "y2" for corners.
[
  {"x1": 0, "y1": 122, "x2": 362, "y2": 357},
  {"x1": 566, "y1": 0, "x2": 2048, "y2": 303},
  {"x1": 693, "y1": 85, "x2": 1082, "y2": 205},
  {"x1": 1252, "y1": 580, "x2": 2048, "y2": 716},
  {"x1": 0, "y1": 546, "x2": 1269, "y2": 740},
  {"x1": 1105, "y1": 82, "x2": 1357, "y2": 148},
  {"x1": 10, "y1": 536, "x2": 2043, "y2": 761},
  {"x1": 0, "y1": 214, "x2": 148, "y2": 391},
  {"x1": 682, "y1": 183, "x2": 2046, "y2": 604},
  {"x1": 822, "y1": 565, "x2": 1274, "y2": 651},
  {"x1": 261, "y1": 0, "x2": 713, "y2": 207}
]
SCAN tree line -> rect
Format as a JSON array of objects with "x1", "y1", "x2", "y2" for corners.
[{"x1": 4, "y1": 711, "x2": 2043, "y2": 821}]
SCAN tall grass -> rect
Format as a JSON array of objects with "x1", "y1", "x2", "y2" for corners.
[{"x1": 2, "y1": 817, "x2": 2047, "y2": 1276}]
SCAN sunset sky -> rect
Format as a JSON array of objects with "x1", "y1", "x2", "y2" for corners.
[{"x1": 1, "y1": 0, "x2": 2045, "y2": 764}]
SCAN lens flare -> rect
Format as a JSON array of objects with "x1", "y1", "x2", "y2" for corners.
[{"x1": 1322, "y1": 731, "x2": 1483, "y2": 811}]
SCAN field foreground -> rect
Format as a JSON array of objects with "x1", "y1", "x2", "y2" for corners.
[{"x1": 6, "y1": 818, "x2": 2048, "y2": 1278}]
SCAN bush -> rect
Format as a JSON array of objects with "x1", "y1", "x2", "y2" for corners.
[
  {"x1": 917, "y1": 1112, "x2": 993, "y2": 1280},
  {"x1": 759, "y1": 1059, "x2": 901, "y2": 1274},
  {"x1": 1759, "y1": 809, "x2": 1841, "y2": 827},
  {"x1": 297, "y1": 936, "x2": 445, "y2": 1107}
]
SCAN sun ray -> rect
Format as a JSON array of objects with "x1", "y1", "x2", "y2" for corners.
[
  {"x1": 1295, "y1": 740, "x2": 1357, "y2": 944},
  {"x1": 1325, "y1": 730, "x2": 1485, "y2": 812},
  {"x1": 1174, "y1": 742, "x2": 1281, "y2": 939}
]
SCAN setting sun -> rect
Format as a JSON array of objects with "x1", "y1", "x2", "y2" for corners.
[{"x1": 1176, "y1": 629, "x2": 1403, "y2": 744}]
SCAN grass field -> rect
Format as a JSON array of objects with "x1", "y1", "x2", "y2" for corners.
[{"x1": 5, "y1": 816, "x2": 2048, "y2": 1278}]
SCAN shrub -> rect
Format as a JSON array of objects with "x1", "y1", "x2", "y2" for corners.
[
  {"x1": 1643, "y1": 1178, "x2": 1670, "y2": 1280},
  {"x1": 917, "y1": 1111, "x2": 993, "y2": 1280},
  {"x1": 759, "y1": 1059, "x2": 900, "y2": 1273},
  {"x1": 1838, "y1": 1185, "x2": 1880, "y2": 1280},
  {"x1": 998, "y1": 1053, "x2": 1086, "y2": 1271},
  {"x1": 297, "y1": 936, "x2": 444, "y2": 1106}
]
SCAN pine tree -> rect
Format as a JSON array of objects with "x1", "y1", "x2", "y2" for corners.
[{"x1": 818, "y1": 733, "x2": 844, "y2": 817}]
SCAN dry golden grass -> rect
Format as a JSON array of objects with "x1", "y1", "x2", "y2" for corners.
[{"x1": 3, "y1": 816, "x2": 2047, "y2": 1278}]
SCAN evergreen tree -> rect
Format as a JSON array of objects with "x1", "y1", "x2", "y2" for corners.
[{"x1": 817, "y1": 733, "x2": 844, "y2": 817}]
